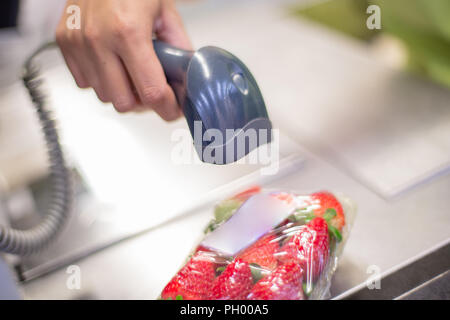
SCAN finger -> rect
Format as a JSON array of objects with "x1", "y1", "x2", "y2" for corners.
[
  {"x1": 96, "y1": 52, "x2": 137, "y2": 112},
  {"x1": 116, "y1": 35, "x2": 181, "y2": 121},
  {"x1": 77, "y1": 0, "x2": 108, "y2": 102},
  {"x1": 56, "y1": 22, "x2": 89, "y2": 88},
  {"x1": 58, "y1": 43, "x2": 89, "y2": 89},
  {"x1": 81, "y1": 29, "x2": 110, "y2": 102}
]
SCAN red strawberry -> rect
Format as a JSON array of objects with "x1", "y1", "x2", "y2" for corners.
[
  {"x1": 278, "y1": 217, "x2": 329, "y2": 281},
  {"x1": 310, "y1": 191, "x2": 345, "y2": 230},
  {"x1": 161, "y1": 251, "x2": 216, "y2": 300},
  {"x1": 247, "y1": 262, "x2": 304, "y2": 300},
  {"x1": 210, "y1": 259, "x2": 253, "y2": 300},
  {"x1": 232, "y1": 186, "x2": 261, "y2": 202},
  {"x1": 237, "y1": 234, "x2": 279, "y2": 270}
]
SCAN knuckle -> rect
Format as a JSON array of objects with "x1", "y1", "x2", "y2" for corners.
[
  {"x1": 112, "y1": 16, "x2": 138, "y2": 40},
  {"x1": 83, "y1": 25, "x2": 101, "y2": 43},
  {"x1": 141, "y1": 86, "x2": 165, "y2": 106},
  {"x1": 70, "y1": 31, "x2": 84, "y2": 47}
]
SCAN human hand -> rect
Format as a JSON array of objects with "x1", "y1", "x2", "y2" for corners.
[{"x1": 56, "y1": 0, "x2": 191, "y2": 120}]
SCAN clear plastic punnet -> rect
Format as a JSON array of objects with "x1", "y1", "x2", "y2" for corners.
[{"x1": 160, "y1": 186, "x2": 357, "y2": 300}]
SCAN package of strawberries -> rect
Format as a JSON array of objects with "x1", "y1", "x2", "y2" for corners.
[{"x1": 160, "y1": 186, "x2": 356, "y2": 300}]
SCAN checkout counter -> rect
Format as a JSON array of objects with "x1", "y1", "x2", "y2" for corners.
[{"x1": 0, "y1": 0, "x2": 448, "y2": 299}]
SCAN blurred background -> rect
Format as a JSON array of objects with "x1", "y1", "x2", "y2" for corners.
[{"x1": 0, "y1": 0, "x2": 449, "y2": 299}]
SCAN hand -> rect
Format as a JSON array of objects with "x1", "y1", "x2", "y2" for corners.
[{"x1": 56, "y1": 0, "x2": 191, "y2": 120}]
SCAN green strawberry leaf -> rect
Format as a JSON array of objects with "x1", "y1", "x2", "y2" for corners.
[
  {"x1": 203, "y1": 220, "x2": 218, "y2": 234},
  {"x1": 305, "y1": 213, "x2": 316, "y2": 223},
  {"x1": 293, "y1": 208, "x2": 316, "y2": 223},
  {"x1": 175, "y1": 295, "x2": 183, "y2": 300},
  {"x1": 302, "y1": 282, "x2": 313, "y2": 296},
  {"x1": 249, "y1": 263, "x2": 264, "y2": 283},
  {"x1": 323, "y1": 208, "x2": 337, "y2": 221},
  {"x1": 215, "y1": 266, "x2": 226, "y2": 276},
  {"x1": 328, "y1": 225, "x2": 342, "y2": 242},
  {"x1": 214, "y1": 199, "x2": 242, "y2": 223},
  {"x1": 304, "y1": 212, "x2": 317, "y2": 223}
]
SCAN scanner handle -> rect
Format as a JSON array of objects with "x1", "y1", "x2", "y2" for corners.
[{"x1": 153, "y1": 39, "x2": 193, "y2": 83}]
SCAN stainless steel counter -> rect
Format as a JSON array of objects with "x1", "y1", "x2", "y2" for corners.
[{"x1": 20, "y1": 141, "x2": 450, "y2": 299}]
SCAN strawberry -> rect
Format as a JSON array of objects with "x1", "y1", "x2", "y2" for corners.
[
  {"x1": 237, "y1": 234, "x2": 279, "y2": 270},
  {"x1": 247, "y1": 262, "x2": 304, "y2": 300},
  {"x1": 278, "y1": 217, "x2": 329, "y2": 281},
  {"x1": 210, "y1": 259, "x2": 253, "y2": 300},
  {"x1": 161, "y1": 251, "x2": 216, "y2": 300},
  {"x1": 310, "y1": 191, "x2": 345, "y2": 231}
]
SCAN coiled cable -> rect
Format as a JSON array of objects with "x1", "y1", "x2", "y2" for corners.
[{"x1": 0, "y1": 42, "x2": 72, "y2": 255}]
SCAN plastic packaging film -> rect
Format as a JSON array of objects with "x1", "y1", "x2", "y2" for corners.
[{"x1": 159, "y1": 186, "x2": 357, "y2": 300}]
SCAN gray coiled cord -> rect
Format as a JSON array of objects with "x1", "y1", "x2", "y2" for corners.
[{"x1": 0, "y1": 42, "x2": 72, "y2": 255}]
